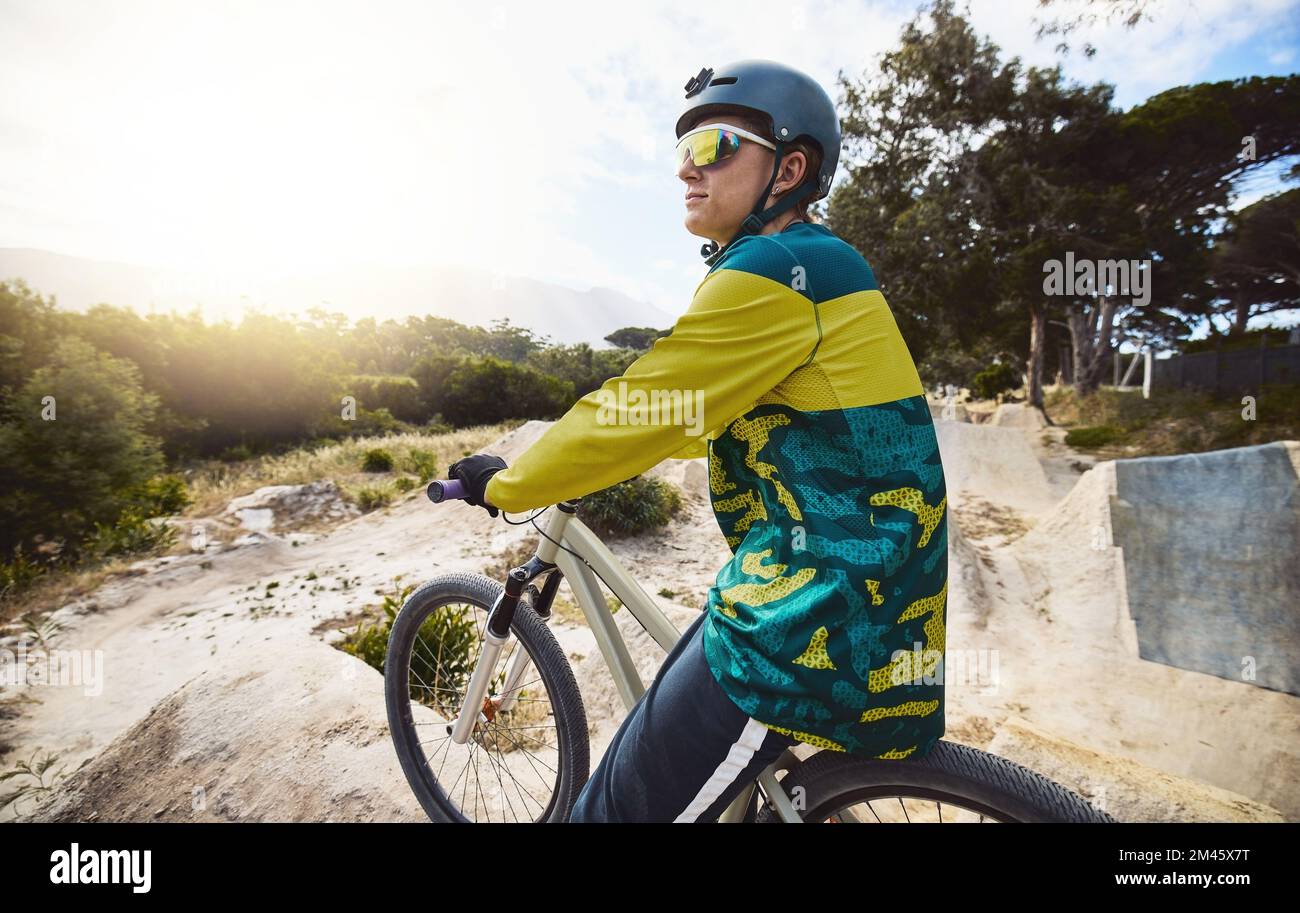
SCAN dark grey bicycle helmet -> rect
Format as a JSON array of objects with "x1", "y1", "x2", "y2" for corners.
[{"x1": 676, "y1": 59, "x2": 841, "y2": 264}]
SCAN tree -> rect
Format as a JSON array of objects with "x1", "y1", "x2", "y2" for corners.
[
  {"x1": 414, "y1": 354, "x2": 573, "y2": 427},
  {"x1": 831, "y1": 0, "x2": 1024, "y2": 376},
  {"x1": 1210, "y1": 188, "x2": 1300, "y2": 333},
  {"x1": 0, "y1": 336, "x2": 164, "y2": 556},
  {"x1": 1032, "y1": 0, "x2": 1154, "y2": 58},
  {"x1": 832, "y1": 1, "x2": 1300, "y2": 403},
  {"x1": 604, "y1": 326, "x2": 670, "y2": 351},
  {"x1": 0, "y1": 279, "x2": 67, "y2": 404}
]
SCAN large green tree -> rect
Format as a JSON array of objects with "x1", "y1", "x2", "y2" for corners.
[
  {"x1": 831, "y1": 0, "x2": 1300, "y2": 403},
  {"x1": 0, "y1": 336, "x2": 164, "y2": 556},
  {"x1": 1209, "y1": 187, "x2": 1300, "y2": 334}
]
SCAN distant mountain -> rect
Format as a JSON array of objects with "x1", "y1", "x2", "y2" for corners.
[{"x1": 0, "y1": 248, "x2": 678, "y2": 347}]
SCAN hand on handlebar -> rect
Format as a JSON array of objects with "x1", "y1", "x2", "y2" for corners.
[{"x1": 448, "y1": 453, "x2": 507, "y2": 517}]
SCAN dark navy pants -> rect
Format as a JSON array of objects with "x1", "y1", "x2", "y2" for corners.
[{"x1": 568, "y1": 609, "x2": 798, "y2": 823}]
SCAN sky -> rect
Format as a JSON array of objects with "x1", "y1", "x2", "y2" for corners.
[{"x1": 1, "y1": 0, "x2": 1298, "y2": 323}]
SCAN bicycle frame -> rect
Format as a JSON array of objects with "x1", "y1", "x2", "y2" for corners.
[{"x1": 447, "y1": 498, "x2": 804, "y2": 823}]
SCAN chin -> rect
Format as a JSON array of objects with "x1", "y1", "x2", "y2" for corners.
[{"x1": 683, "y1": 211, "x2": 714, "y2": 239}]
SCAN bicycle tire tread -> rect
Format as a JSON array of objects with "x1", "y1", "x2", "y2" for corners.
[{"x1": 757, "y1": 739, "x2": 1115, "y2": 823}]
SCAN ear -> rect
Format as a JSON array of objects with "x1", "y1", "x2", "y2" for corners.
[{"x1": 778, "y1": 148, "x2": 808, "y2": 188}]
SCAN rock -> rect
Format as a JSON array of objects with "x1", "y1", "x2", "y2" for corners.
[
  {"x1": 224, "y1": 481, "x2": 360, "y2": 532},
  {"x1": 24, "y1": 636, "x2": 427, "y2": 822}
]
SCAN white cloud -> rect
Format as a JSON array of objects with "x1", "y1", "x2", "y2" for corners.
[{"x1": 966, "y1": 0, "x2": 1300, "y2": 108}]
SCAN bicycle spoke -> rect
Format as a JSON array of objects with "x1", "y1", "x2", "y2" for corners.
[
  {"x1": 430, "y1": 732, "x2": 456, "y2": 795},
  {"x1": 816, "y1": 794, "x2": 1009, "y2": 824},
  {"x1": 459, "y1": 739, "x2": 473, "y2": 813},
  {"x1": 492, "y1": 739, "x2": 549, "y2": 820},
  {"x1": 442, "y1": 744, "x2": 471, "y2": 803},
  {"x1": 472, "y1": 722, "x2": 555, "y2": 822},
  {"x1": 471, "y1": 740, "x2": 487, "y2": 822},
  {"x1": 484, "y1": 727, "x2": 553, "y2": 822},
  {"x1": 487, "y1": 718, "x2": 561, "y2": 777},
  {"x1": 478, "y1": 736, "x2": 522, "y2": 823}
]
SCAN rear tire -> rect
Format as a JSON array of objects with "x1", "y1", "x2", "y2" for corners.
[{"x1": 756, "y1": 740, "x2": 1115, "y2": 823}]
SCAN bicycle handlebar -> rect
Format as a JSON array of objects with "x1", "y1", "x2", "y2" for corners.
[{"x1": 426, "y1": 478, "x2": 467, "y2": 503}]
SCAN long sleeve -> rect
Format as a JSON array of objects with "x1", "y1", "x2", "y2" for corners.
[{"x1": 484, "y1": 244, "x2": 821, "y2": 513}]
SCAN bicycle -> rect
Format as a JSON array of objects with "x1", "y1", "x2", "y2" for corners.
[{"x1": 384, "y1": 477, "x2": 1116, "y2": 824}]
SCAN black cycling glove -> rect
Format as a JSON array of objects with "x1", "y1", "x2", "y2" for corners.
[{"x1": 448, "y1": 453, "x2": 508, "y2": 517}]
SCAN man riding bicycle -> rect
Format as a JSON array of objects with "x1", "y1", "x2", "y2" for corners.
[{"x1": 450, "y1": 59, "x2": 949, "y2": 823}]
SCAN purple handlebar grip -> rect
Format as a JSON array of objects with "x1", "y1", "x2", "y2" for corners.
[{"x1": 427, "y1": 478, "x2": 467, "y2": 503}]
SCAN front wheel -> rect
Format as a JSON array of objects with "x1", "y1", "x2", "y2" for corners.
[
  {"x1": 756, "y1": 740, "x2": 1115, "y2": 823},
  {"x1": 385, "y1": 573, "x2": 589, "y2": 822}
]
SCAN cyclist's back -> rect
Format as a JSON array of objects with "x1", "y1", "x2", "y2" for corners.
[{"x1": 698, "y1": 220, "x2": 948, "y2": 761}]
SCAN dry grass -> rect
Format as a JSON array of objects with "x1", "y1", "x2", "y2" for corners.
[
  {"x1": 1, "y1": 422, "x2": 522, "y2": 629},
  {"x1": 0, "y1": 556, "x2": 139, "y2": 631},
  {"x1": 1043, "y1": 384, "x2": 1300, "y2": 457},
  {"x1": 183, "y1": 423, "x2": 518, "y2": 517}
]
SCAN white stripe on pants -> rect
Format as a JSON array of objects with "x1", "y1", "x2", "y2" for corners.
[{"x1": 673, "y1": 716, "x2": 772, "y2": 822}]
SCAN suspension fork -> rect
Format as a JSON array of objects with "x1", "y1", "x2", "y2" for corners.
[
  {"x1": 495, "y1": 566, "x2": 563, "y2": 714},
  {"x1": 447, "y1": 504, "x2": 573, "y2": 744}
]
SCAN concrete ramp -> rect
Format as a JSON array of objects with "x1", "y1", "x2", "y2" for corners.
[
  {"x1": 990, "y1": 402, "x2": 1049, "y2": 430},
  {"x1": 1110, "y1": 441, "x2": 1300, "y2": 695}
]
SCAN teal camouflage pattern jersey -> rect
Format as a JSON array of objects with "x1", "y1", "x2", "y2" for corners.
[{"x1": 698, "y1": 223, "x2": 948, "y2": 760}]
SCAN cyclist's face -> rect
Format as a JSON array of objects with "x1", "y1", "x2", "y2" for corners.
[{"x1": 677, "y1": 111, "x2": 778, "y2": 245}]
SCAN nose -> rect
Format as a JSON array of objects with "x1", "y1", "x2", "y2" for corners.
[{"x1": 676, "y1": 145, "x2": 700, "y2": 184}]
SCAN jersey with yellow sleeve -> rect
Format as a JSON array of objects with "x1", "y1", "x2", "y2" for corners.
[{"x1": 485, "y1": 221, "x2": 948, "y2": 761}]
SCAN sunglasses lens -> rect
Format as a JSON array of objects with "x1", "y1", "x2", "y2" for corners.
[
  {"x1": 675, "y1": 128, "x2": 741, "y2": 167},
  {"x1": 716, "y1": 130, "x2": 740, "y2": 159}
]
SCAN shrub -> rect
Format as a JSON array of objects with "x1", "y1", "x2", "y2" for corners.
[
  {"x1": 1065, "y1": 425, "x2": 1124, "y2": 448},
  {"x1": 413, "y1": 354, "x2": 574, "y2": 427},
  {"x1": 0, "y1": 336, "x2": 164, "y2": 559},
  {"x1": 338, "y1": 580, "x2": 417, "y2": 674},
  {"x1": 0, "y1": 547, "x2": 45, "y2": 601},
  {"x1": 132, "y1": 474, "x2": 191, "y2": 517},
  {"x1": 393, "y1": 476, "x2": 418, "y2": 493},
  {"x1": 361, "y1": 448, "x2": 395, "y2": 472},
  {"x1": 85, "y1": 509, "x2": 178, "y2": 558},
  {"x1": 972, "y1": 361, "x2": 1020, "y2": 400},
  {"x1": 346, "y1": 375, "x2": 426, "y2": 422},
  {"x1": 577, "y1": 475, "x2": 683, "y2": 538},
  {"x1": 403, "y1": 447, "x2": 439, "y2": 483},
  {"x1": 339, "y1": 580, "x2": 477, "y2": 717},
  {"x1": 0, "y1": 749, "x2": 82, "y2": 818},
  {"x1": 354, "y1": 485, "x2": 393, "y2": 511}
]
